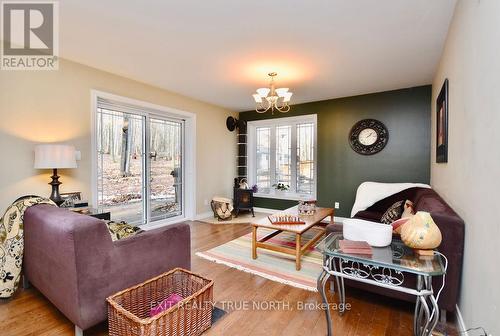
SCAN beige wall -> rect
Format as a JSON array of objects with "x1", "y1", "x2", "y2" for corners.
[
  {"x1": 0, "y1": 58, "x2": 236, "y2": 215},
  {"x1": 431, "y1": 0, "x2": 500, "y2": 333}
]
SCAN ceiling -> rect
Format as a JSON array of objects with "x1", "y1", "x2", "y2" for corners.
[{"x1": 59, "y1": 0, "x2": 457, "y2": 111}]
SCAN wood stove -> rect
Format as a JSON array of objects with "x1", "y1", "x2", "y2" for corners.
[{"x1": 233, "y1": 179, "x2": 255, "y2": 217}]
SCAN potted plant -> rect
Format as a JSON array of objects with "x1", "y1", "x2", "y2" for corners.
[{"x1": 272, "y1": 183, "x2": 290, "y2": 195}]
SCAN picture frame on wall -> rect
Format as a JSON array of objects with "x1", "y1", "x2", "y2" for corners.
[{"x1": 436, "y1": 78, "x2": 449, "y2": 163}]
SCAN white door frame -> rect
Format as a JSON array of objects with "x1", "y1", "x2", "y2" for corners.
[{"x1": 90, "y1": 90, "x2": 196, "y2": 227}]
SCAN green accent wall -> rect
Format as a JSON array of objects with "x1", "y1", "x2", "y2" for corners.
[{"x1": 240, "y1": 86, "x2": 431, "y2": 217}]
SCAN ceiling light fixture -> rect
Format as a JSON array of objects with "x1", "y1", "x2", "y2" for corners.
[{"x1": 252, "y1": 72, "x2": 292, "y2": 114}]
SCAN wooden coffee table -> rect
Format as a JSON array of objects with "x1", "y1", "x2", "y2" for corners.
[{"x1": 251, "y1": 207, "x2": 334, "y2": 270}]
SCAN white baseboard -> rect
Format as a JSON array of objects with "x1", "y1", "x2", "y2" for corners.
[{"x1": 455, "y1": 305, "x2": 468, "y2": 335}]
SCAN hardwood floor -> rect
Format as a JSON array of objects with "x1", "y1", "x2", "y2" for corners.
[{"x1": 0, "y1": 221, "x2": 457, "y2": 336}]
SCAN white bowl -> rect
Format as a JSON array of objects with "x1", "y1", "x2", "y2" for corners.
[{"x1": 343, "y1": 218, "x2": 392, "y2": 247}]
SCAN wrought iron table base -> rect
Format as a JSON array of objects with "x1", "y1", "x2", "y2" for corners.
[{"x1": 317, "y1": 256, "x2": 440, "y2": 336}]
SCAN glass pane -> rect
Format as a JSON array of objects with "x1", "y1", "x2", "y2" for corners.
[
  {"x1": 256, "y1": 127, "x2": 271, "y2": 193},
  {"x1": 150, "y1": 117, "x2": 183, "y2": 221},
  {"x1": 97, "y1": 108, "x2": 145, "y2": 224},
  {"x1": 297, "y1": 123, "x2": 314, "y2": 195},
  {"x1": 276, "y1": 125, "x2": 291, "y2": 188}
]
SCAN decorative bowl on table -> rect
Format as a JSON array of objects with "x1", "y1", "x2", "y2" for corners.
[{"x1": 298, "y1": 200, "x2": 317, "y2": 215}]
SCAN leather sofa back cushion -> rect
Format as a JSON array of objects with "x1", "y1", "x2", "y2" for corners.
[
  {"x1": 416, "y1": 196, "x2": 448, "y2": 213},
  {"x1": 365, "y1": 187, "x2": 421, "y2": 214}
]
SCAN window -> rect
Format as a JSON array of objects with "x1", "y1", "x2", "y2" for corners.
[
  {"x1": 247, "y1": 115, "x2": 317, "y2": 200},
  {"x1": 92, "y1": 91, "x2": 196, "y2": 227}
]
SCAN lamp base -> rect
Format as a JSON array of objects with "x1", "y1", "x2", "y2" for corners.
[{"x1": 49, "y1": 168, "x2": 64, "y2": 206}]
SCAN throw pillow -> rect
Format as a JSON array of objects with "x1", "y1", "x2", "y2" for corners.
[
  {"x1": 105, "y1": 221, "x2": 143, "y2": 241},
  {"x1": 402, "y1": 200, "x2": 415, "y2": 218},
  {"x1": 380, "y1": 200, "x2": 404, "y2": 224}
]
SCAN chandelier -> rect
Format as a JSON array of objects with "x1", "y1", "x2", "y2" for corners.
[{"x1": 252, "y1": 72, "x2": 293, "y2": 114}]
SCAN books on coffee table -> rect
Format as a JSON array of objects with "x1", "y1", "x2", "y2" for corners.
[{"x1": 339, "y1": 239, "x2": 373, "y2": 255}]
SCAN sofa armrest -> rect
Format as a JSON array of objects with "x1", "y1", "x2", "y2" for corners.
[
  {"x1": 432, "y1": 212, "x2": 464, "y2": 312},
  {"x1": 23, "y1": 205, "x2": 112, "y2": 327}
]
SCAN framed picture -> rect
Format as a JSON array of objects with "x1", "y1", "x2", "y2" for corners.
[
  {"x1": 59, "y1": 192, "x2": 82, "y2": 208},
  {"x1": 436, "y1": 78, "x2": 449, "y2": 163}
]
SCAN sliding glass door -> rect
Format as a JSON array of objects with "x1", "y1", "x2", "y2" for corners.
[
  {"x1": 96, "y1": 99, "x2": 184, "y2": 225},
  {"x1": 149, "y1": 117, "x2": 183, "y2": 222}
]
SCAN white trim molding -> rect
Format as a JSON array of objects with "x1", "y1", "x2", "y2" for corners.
[
  {"x1": 455, "y1": 305, "x2": 468, "y2": 336},
  {"x1": 90, "y1": 90, "x2": 197, "y2": 225}
]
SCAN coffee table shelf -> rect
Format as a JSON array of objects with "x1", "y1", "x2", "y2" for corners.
[{"x1": 251, "y1": 207, "x2": 334, "y2": 271}]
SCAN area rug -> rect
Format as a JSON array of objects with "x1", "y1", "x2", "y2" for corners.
[
  {"x1": 196, "y1": 228, "x2": 323, "y2": 291},
  {"x1": 199, "y1": 212, "x2": 268, "y2": 225}
]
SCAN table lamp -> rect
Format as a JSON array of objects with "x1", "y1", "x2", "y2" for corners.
[{"x1": 34, "y1": 144, "x2": 77, "y2": 205}]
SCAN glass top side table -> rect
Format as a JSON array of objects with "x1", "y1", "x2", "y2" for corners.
[{"x1": 317, "y1": 233, "x2": 446, "y2": 336}]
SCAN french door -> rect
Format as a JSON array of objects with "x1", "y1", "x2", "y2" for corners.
[{"x1": 96, "y1": 98, "x2": 184, "y2": 225}]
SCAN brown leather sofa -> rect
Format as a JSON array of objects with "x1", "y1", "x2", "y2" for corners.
[{"x1": 326, "y1": 187, "x2": 464, "y2": 315}]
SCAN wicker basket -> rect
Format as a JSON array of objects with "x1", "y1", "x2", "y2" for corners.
[{"x1": 107, "y1": 268, "x2": 214, "y2": 336}]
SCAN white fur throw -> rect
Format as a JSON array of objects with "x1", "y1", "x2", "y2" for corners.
[{"x1": 350, "y1": 182, "x2": 430, "y2": 217}]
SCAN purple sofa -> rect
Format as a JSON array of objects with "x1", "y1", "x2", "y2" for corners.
[
  {"x1": 326, "y1": 187, "x2": 464, "y2": 317},
  {"x1": 23, "y1": 204, "x2": 191, "y2": 334}
]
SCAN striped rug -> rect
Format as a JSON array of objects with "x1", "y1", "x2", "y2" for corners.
[{"x1": 196, "y1": 228, "x2": 324, "y2": 291}]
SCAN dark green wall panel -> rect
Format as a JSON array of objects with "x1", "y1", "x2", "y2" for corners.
[
  {"x1": 241, "y1": 86, "x2": 431, "y2": 217},
  {"x1": 253, "y1": 197, "x2": 297, "y2": 210}
]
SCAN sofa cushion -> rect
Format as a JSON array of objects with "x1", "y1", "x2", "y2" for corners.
[
  {"x1": 364, "y1": 187, "x2": 422, "y2": 214},
  {"x1": 401, "y1": 200, "x2": 415, "y2": 218},
  {"x1": 415, "y1": 193, "x2": 449, "y2": 213}
]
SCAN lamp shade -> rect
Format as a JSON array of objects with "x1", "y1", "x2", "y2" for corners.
[
  {"x1": 275, "y1": 88, "x2": 289, "y2": 97},
  {"x1": 283, "y1": 92, "x2": 293, "y2": 102},
  {"x1": 256, "y1": 88, "x2": 270, "y2": 97},
  {"x1": 34, "y1": 144, "x2": 77, "y2": 169}
]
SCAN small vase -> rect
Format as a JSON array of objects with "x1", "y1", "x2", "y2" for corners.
[{"x1": 400, "y1": 211, "x2": 442, "y2": 249}]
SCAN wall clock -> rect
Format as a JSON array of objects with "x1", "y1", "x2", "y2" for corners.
[{"x1": 349, "y1": 119, "x2": 389, "y2": 155}]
